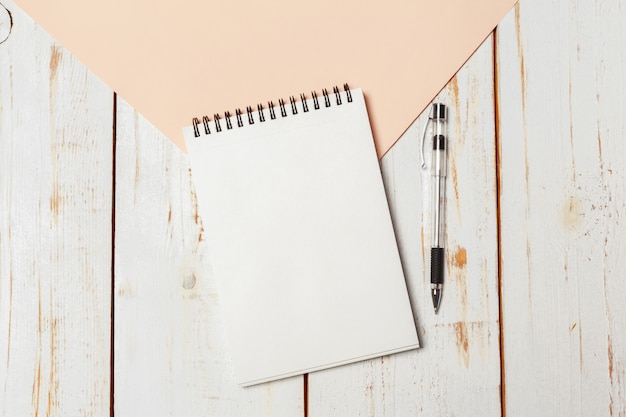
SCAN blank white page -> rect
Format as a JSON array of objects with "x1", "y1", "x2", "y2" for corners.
[{"x1": 183, "y1": 88, "x2": 419, "y2": 386}]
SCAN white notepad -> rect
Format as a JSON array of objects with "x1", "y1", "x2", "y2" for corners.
[{"x1": 183, "y1": 87, "x2": 419, "y2": 386}]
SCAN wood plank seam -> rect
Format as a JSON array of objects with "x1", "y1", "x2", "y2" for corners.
[
  {"x1": 492, "y1": 29, "x2": 506, "y2": 417},
  {"x1": 110, "y1": 92, "x2": 117, "y2": 417},
  {"x1": 303, "y1": 373, "x2": 308, "y2": 417}
]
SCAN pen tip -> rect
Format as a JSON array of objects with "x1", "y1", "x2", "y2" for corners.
[{"x1": 432, "y1": 287, "x2": 442, "y2": 314}]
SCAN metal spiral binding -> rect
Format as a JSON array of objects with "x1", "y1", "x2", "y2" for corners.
[
  {"x1": 192, "y1": 83, "x2": 353, "y2": 138},
  {"x1": 213, "y1": 114, "x2": 222, "y2": 132},
  {"x1": 322, "y1": 89, "x2": 331, "y2": 107},
  {"x1": 278, "y1": 99, "x2": 287, "y2": 117},
  {"x1": 235, "y1": 109, "x2": 243, "y2": 127}
]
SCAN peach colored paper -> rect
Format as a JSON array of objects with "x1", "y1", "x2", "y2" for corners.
[{"x1": 13, "y1": 0, "x2": 516, "y2": 157}]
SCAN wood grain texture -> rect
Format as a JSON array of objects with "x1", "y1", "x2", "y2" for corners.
[
  {"x1": 6, "y1": 0, "x2": 626, "y2": 414},
  {"x1": 0, "y1": 1, "x2": 113, "y2": 416},
  {"x1": 113, "y1": 99, "x2": 304, "y2": 417},
  {"x1": 497, "y1": 1, "x2": 626, "y2": 415},
  {"x1": 308, "y1": 36, "x2": 500, "y2": 417}
]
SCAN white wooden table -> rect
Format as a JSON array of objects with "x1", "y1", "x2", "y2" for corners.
[{"x1": 1, "y1": 0, "x2": 625, "y2": 415}]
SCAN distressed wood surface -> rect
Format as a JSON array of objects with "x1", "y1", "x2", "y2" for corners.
[
  {"x1": 308, "y1": 35, "x2": 500, "y2": 417},
  {"x1": 497, "y1": 1, "x2": 626, "y2": 416},
  {"x1": 113, "y1": 99, "x2": 304, "y2": 416},
  {"x1": 3, "y1": 0, "x2": 626, "y2": 415},
  {"x1": 0, "y1": 1, "x2": 113, "y2": 415}
]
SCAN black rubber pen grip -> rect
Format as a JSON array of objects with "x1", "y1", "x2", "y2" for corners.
[{"x1": 430, "y1": 247, "x2": 444, "y2": 285}]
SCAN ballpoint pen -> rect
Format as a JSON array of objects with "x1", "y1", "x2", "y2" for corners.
[{"x1": 421, "y1": 103, "x2": 448, "y2": 313}]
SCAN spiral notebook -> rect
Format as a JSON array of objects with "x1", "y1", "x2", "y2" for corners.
[{"x1": 183, "y1": 86, "x2": 419, "y2": 386}]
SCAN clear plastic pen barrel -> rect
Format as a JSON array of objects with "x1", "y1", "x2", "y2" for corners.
[
  {"x1": 431, "y1": 113, "x2": 447, "y2": 248},
  {"x1": 430, "y1": 103, "x2": 447, "y2": 308}
]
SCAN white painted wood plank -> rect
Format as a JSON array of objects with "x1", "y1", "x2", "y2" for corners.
[
  {"x1": 0, "y1": 1, "x2": 113, "y2": 416},
  {"x1": 497, "y1": 1, "x2": 626, "y2": 415},
  {"x1": 113, "y1": 99, "x2": 304, "y2": 416},
  {"x1": 309, "y1": 36, "x2": 500, "y2": 417}
]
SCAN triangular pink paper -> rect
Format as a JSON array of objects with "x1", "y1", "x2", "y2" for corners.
[{"x1": 12, "y1": 0, "x2": 516, "y2": 157}]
